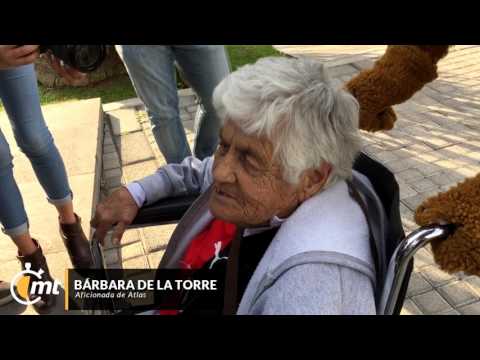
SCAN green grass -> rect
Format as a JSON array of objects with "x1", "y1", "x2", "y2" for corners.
[
  {"x1": 226, "y1": 45, "x2": 282, "y2": 71},
  {"x1": 38, "y1": 75, "x2": 137, "y2": 106},
  {"x1": 0, "y1": 45, "x2": 282, "y2": 112}
]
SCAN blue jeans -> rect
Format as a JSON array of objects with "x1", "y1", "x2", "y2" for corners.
[
  {"x1": 115, "y1": 45, "x2": 230, "y2": 164},
  {"x1": 0, "y1": 64, "x2": 72, "y2": 237}
]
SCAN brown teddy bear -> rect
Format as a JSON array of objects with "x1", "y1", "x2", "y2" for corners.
[{"x1": 346, "y1": 45, "x2": 480, "y2": 276}]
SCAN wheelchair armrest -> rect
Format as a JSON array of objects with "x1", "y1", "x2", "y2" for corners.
[
  {"x1": 130, "y1": 194, "x2": 199, "y2": 227},
  {"x1": 378, "y1": 224, "x2": 456, "y2": 315}
]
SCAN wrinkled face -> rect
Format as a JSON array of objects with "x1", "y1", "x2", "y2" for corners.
[{"x1": 208, "y1": 121, "x2": 311, "y2": 228}]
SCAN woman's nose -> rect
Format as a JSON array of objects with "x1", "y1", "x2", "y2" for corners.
[{"x1": 213, "y1": 155, "x2": 236, "y2": 184}]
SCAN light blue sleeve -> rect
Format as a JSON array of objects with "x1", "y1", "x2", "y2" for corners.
[
  {"x1": 248, "y1": 263, "x2": 376, "y2": 315},
  {"x1": 126, "y1": 156, "x2": 214, "y2": 207}
]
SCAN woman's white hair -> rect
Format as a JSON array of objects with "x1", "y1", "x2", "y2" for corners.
[{"x1": 212, "y1": 56, "x2": 362, "y2": 186}]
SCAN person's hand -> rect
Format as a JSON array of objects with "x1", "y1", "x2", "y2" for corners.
[
  {"x1": 0, "y1": 45, "x2": 40, "y2": 69},
  {"x1": 90, "y1": 187, "x2": 140, "y2": 246},
  {"x1": 45, "y1": 52, "x2": 87, "y2": 85}
]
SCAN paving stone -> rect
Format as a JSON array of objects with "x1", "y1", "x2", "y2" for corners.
[
  {"x1": 412, "y1": 290, "x2": 452, "y2": 314},
  {"x1": 103, "y1": 152, "x2": 121, "y2": 170},
  {"x1": 386, "y1": 158, "x2": 424, "y2": 173},
  {"x1": 399, "y1": 183, "x2": 417, "y2": 200},
  {"x1": 420, "y1": 265, "x2": 457, "y2": 287},
  {"x1": 410, "y1": 178, "x2": 438, "y2": 193},
  {"x1": 104, "y1": 174, "x2": 123, "y2": 190},
  {"x1": 325, "y1": 64, "x2": 358, "y2": 77},
  {"x1": 454, "y1": 155, "x2": 480, "y2": 168},
  {"x1": 123, "y1": 256, "x2": 150, "y2": 269},
  {"x1": 103, "y1": 97, "x2": 144, "y2": 112},
  {"x1": 116, "y1": 131, "x2": 155, "y2": 166},
  {"x1": 416, "y1": 151, "x2": 447, "y2": 163},
  {"x1": 415, "y1": 162, "x2": 443, "y2": 177},
  {"x1": 402, "y1": 189, "x2": 439, "y2": 211},
  {"x1": 397, "y1": 168, "x2": 425, "y2": 183},
  {"x1": 464, "y1": 276, "x2": 480, "y2": 295},
  {"x1": 406, "y1": 272, "x2": 433, "y2": 297},
  {"x1": 363, "y1": 143, "x2": 385, "y2": 155},
  {"x1": 437, "y1": 281, "x2": 480, "y2": 307},
  {"x1": 445, "y1": 144, "x2": 473, "y2": 156},
  {"x1": 457, "y1": 301, "x2": 480, "y2": 315},
  {"x1": 399, "y1": 202, "x2": 414, "y2": 217},
  {"x1": 142, "y1": 225, "x2": 176, "y2": 254},
  {"x1": 466, "y1": 152, "x2": 480, "y2": 161},
  {"x1": 119, "y1": 242, "x2": 145, "y2": 261},
  {"x1": 104, "y1": 144, "x2": 117, "y2": 154},
  {"x1": 401, "y1": 299, "x2": 424, "y2": 315},
  {"x1": 455, "y1": 167, "x2": 479, "y2": 178},
  {"x1": 435, "y1": 159, "x2": 461, "y2": 170},
  {"x1": 436, "y1": 309, "x2": 460, "y2": 315},
  {"x1": 104, "y1": 134, "x2": 114, "y2": 146},
  {"x1": 413, "y1": 248, "x2": 436, "y2": 269},
  {"x1": 120, "y1": 229, "x2": 142, "y2": 246},
  {"x1": 402, "y1": 217, "x2": 418, "y2": 233},
  {"x1": 122, "y1": 160, "x2": 158, "y2": 183},
  {"x1": 102, "y1": 228, "x2": 141, "y2": 250},
  {"x1": 109, "y1": 108, "x2": 142, "y2": 135},
  {"x1": 422, "y1": 137, "x2": 453, "y2": 150},
  {"x1": 148, "y1": 250, "x2": 165, "y2": 269},
  {"x1": 104, "y1": 167, "x2": 122, "y2": 179},
  {"x1": 373, "y1": 151, "x2": 400, "y2": 163},
  {"x1": 405, "y1": 142, "x2": 434, "y2": 156},
  {"x1": 428, "y1": 171, "x2": 462, "y2": 187}
]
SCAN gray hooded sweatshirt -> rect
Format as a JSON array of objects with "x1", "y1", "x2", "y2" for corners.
[{"x1": 129, "y1": 156, "x2": 376, "y2": 315}]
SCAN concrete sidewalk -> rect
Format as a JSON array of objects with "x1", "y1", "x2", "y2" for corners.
[{"x1": 0, "y1": 98, "x2": 103, "y2": 315}]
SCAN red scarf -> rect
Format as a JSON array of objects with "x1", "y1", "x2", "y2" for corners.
[{"x1": 156, "y1": 219, "x2": 237, "y2": 315}]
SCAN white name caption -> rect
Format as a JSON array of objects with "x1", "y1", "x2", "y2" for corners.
[{"x1": 74, "y1": 279, "x2": 218, "y2": 292}]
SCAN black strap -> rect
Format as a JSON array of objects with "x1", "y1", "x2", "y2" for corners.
[
  {"x1": 346, "y1": 180, "x2": 383, "y2": 302},
  {"x1": 222, "y1": 228, "x2": 243, "y2": 315}
]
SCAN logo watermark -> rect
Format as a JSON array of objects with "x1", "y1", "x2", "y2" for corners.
[{"x1": 10, "y1": 263, "x2": 62, "y2": 306}]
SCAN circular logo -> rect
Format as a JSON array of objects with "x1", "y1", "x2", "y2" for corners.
[{"x1": 10, "y1": 262, "x2": 44, "y2": 306}]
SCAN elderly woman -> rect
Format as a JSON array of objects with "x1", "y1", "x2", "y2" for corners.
[{"x1": 91, "y1": 56, "x2": 376, "y2": 315}]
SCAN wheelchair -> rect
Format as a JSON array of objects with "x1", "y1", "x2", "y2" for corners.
[{"x1": 90, "y1": 152, "x2": 454, "y2": 315}]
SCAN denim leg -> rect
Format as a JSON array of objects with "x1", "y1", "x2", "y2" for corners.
[
  {"x1": 115, "y1": 45, "x2": 191, "y2": 164},
  {"x1": 173, "y1": 45, "x2": 230, "y2": 160},
  {"x1": 0, "y1": 65, "x2": 72, "y2": 205},
  {"x1": 0, "y1": 127, "x2": 29, "y2": 236}
]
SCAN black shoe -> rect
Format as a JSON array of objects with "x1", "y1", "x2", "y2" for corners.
[
  {"x1": 59, "y1": 214, "x2": 93, "y2": 269},
  {"x1": 17, "y1": 240, "x2": 57, "y2": 315},
  {"x1": 0, "y1": 281, "x2": 14, "y2": 307}
]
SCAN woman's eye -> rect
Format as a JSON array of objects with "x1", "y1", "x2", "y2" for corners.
[{"x1": 244, "y1": 156, "x2": 259, "y2": 171}]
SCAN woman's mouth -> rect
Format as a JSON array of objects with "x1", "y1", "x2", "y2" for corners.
[{"x1": 214, "y1": 187, "x2": 237, "y2": 202}]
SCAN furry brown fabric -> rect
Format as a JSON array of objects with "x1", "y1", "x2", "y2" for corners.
[
  {"x1": 346, "y1": 44, "x2": 480, "y2": 277},
  {"x1": 346, "y1": 45, "x2": 450, "y2": 132},
  {"x1": 415, "y1": 173, "x2": 480, "y2": 276}
]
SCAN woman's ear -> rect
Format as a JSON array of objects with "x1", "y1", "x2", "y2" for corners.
[{"x1": 298, "y1": 162, "x2": 332, "y2": 202}]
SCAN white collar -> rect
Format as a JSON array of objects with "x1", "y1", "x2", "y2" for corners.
[{"x1": 243, "y1": 215, "x2": 288, "y2": 237}]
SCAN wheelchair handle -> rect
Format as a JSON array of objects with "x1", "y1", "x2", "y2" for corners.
[{"x1": 378, "y1": 224, "x2": 456, "y2": 315}]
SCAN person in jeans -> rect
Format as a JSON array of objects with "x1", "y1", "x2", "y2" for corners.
[
  {"x1": 115, "y1": 45, "x2": 230, "y2": 164},
  {"x1": 0, "y1": 45, "x2": 92, "y2": 313}
]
